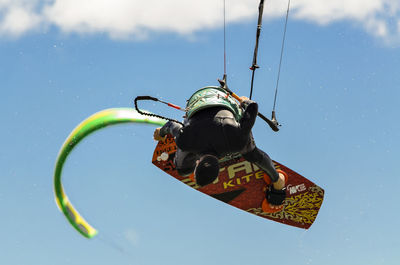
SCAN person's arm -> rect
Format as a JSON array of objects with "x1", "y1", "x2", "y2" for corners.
[
  {"x1": 154, "y1": 121, "x2": 183, "y2": 141},
  {"x1": 239, "y1": 98, "x2": 258, "y2": 133},
  {"x1": 160, "y1": 121, "x2": 183, "y2": 138}
]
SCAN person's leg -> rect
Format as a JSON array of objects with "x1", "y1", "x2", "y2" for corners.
[
  {"x1": 174, "y1": 148, "x2": 198, "y2": 176},
  {"x1": 241, "y1": 134, "x2": 286, "y2": 210},
  {"x1": 241, "y1": 133, "x2": 279, "y2": 183},
  {"x1": 242, "y1": 147, "x2": 279, "y2": 183}
]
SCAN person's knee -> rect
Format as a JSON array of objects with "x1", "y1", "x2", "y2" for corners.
[{"x1": 194, "y1": 154, "x2": 219, "y2": 186}]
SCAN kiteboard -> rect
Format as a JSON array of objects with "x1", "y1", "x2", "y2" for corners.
[{"x1": 152, "y1": 136, "x2": 324, "y2": 229}]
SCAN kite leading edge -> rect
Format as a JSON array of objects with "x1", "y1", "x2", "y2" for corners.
[{"x1": 53, "y1": 108, "x2": 166, "y2": 238}]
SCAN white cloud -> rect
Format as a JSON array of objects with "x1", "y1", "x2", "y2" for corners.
[
  {"x1": 291, "y1": 0, "x2": 400, "y2": 44},
  {"x1": 0, "y1": 0, "x2": 42, "y2": 36},
  {"x1": 0, "y1": 6, "x2": 40, "y2": 36},
  {"x1": 41, "y1": 0, "x2": 258, "y2": 39},
  {"x1": 1, "y1": 0, "x2": 400, "y2": 44}
]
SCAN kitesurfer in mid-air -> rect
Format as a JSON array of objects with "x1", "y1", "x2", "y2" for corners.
[{"x1": 153, "y1": 86, "x2": 286, "y2": 208}]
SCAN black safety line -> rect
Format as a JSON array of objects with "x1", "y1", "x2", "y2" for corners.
[{"x1": 134, "y1": 96, "x2": 184, "y2": 126}]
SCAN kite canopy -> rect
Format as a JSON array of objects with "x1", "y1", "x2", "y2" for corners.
[{"x1": 53, "y1": 108, "x2": 166, "y2": 238}]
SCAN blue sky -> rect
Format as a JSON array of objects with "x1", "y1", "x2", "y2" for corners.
[{"x1": 1, "y1": 1, "x2": 400, "y2": 265}]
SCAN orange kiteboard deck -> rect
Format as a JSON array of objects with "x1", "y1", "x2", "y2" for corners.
[{"x1": 152, "y1": 137, "x2": 324, "y2": 229}]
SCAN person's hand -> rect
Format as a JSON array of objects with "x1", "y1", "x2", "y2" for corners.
[
  {"x1": 239, "y1": 96, "x2": 249, "y2": 102},
  {"x1": 153, "y1": 128, "x2": 166, "y2": 141}
]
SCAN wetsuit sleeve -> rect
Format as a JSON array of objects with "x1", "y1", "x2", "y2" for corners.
[
  {"x1": 160, "y1": 120, "x2": 183, "y2": 138},
  {"x1": 239, "y1": 100, "x2": 258, "y2": 133}
]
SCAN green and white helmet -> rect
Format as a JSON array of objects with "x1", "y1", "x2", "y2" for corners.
[{"x1": 185, "y1": 86, "x2": 243, "y2": 121}]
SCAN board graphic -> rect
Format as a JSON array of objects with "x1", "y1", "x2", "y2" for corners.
[{"x1": 152, "y1": 137, "x2": 324, "y2": 229}]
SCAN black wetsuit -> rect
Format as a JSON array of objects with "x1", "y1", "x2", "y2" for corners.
[{"x1": 160, "y1": 99, "x2": 279, "y2": 182}]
